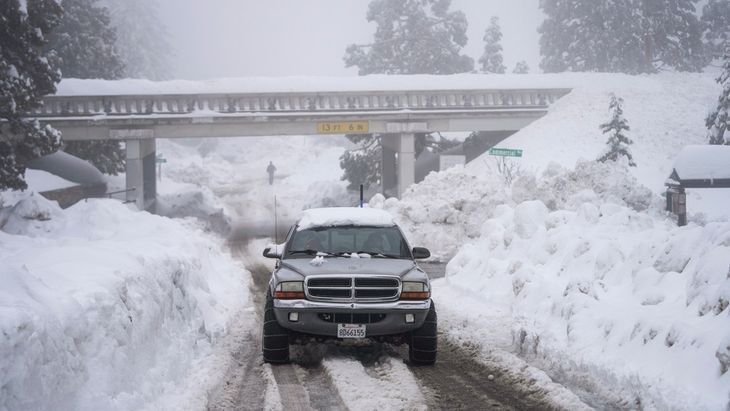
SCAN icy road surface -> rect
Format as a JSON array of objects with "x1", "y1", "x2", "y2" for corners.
[{"x1": 206, "y1": 242, "x2": 592, "y2": 410}]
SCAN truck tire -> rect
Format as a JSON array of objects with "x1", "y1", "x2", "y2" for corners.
[
  {"x1": 408, "y1": 301, "x2": 437, "y2": 365},
  {"x1": 262, "y1": 293, "x2": 290, "y2": 363}
]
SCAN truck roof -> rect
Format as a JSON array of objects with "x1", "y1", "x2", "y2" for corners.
[{"x1": 296, "y1": 207, "x2": 396, "y2": 230}]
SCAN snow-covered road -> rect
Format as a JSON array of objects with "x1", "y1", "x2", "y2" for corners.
[{"x1": 205, "y1": 243, "x2": 593, "y2": 411}]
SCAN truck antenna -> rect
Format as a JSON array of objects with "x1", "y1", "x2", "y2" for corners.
[{"x1": 274, "y1": 195, "x2": 278, "y2": 246}]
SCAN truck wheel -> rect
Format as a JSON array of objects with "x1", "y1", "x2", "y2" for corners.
[
  {"x1": 262, "y1": 293, "x2": 290, "y2": 363},
  {"x1": 408, "y1": 302, "x2": 437, "y2": 365}
]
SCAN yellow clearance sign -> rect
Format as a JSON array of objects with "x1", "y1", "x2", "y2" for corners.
[{"x1": 316, "y1": 121, "x2": 369, "y2": 134}]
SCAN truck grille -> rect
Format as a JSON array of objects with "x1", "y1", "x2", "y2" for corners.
[{"x1": 305, "y1": 275, "x2": 400, "y2": 302}]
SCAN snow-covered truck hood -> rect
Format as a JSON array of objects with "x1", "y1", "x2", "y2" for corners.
[{"x1": 281, "y1": 258, "x2": 416, "y2": 277}]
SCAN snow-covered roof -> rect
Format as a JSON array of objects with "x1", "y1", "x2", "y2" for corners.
[
  {"x1": 296, "y1": 207, "x2": 395, "y2": 230},
  {"x1": 672, "y1": 145, "x2": 730, "y2": 181}
]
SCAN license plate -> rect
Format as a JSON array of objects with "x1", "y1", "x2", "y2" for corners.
[{"x1": 337, "y1": 323, "x2": 366, "y2": 339}]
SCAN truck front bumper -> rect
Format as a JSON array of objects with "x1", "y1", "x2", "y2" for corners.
[{"x1": 273, "y1": 299, "x2": 432, "y2": 337}]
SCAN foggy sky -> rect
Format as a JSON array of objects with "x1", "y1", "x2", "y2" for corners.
[{"x1": 156, "y1": 0, "x2": 543, "y2": 80}]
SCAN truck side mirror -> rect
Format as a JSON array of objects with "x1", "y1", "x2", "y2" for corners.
[
  {"x1": 263, "y1": 246, "x2": 282, "y2": 259},
  {"x1": 412, "y1": 247, "x2": 431, "y2": 259}
]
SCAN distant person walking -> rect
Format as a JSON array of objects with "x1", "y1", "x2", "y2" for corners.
[{"x1": 266, "y1": 161, "x2": 276, "y2": 185}]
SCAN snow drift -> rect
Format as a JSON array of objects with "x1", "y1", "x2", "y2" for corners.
[
  {"x1": 444, "y1": 194, "x2": 730, "y2": 410},
  {"x1": 0, "y1": 195, "x2": 249, "y2": 410},
  {"x1": 374, "y1": 71, "x2": 730, "y2": 409}
]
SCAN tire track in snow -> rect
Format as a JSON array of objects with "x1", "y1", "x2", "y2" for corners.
[
  {"x1": 206, "y1": 244, "x2": 266, "y2": 411},
  {"x1": 236, "y1": 255, "x2": 348, "y2": 411},
  {"x1": 321, "y1": 353, "x2": 427, "y2": 410},
  {"x1": 206, "y1": 329, "x2": 265, "y2": 411}
]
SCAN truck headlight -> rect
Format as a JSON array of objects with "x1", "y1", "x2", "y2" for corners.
[
  {"x1": 274, "y1": 281, "x2": 305, "y2": 299},
  {"x1": 400, "y1": 281, "x2": 430, "y2": 300}
]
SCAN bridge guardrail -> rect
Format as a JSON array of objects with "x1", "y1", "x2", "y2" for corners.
[{"x1": 31, "y1": 89, "x2": 571, "y2": 118}]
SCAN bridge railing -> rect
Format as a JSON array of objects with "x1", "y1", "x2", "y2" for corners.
[{"x1": 32, "y1": 89, "x2": 571, "y2": 118}]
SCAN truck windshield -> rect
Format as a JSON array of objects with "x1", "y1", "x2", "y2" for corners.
[{"x1": 286, "y1": 225, "x2": 409, "y2": 258}]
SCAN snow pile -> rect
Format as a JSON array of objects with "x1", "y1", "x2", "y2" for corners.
[
  {"x1": 443, "y1": 196, "x2": 730, "y2": 409},
  {"x1": 157, "y1": 180, "x2": 233, "y2": 235},
  {"x1": 391, "y1": 71, "x2": 729, "y2": 408},
  {"x1": 371, "y1": 161, "x2": 654, "y2": 260},
  {"x1": 510, "y1": 160, "x2": 655, "y2": 212},
  {"x1": 297, "y1": 207, "x2": 394, "y2": 230},
  {"x1": 368, "y1": 166, "x2": 507, "y2": 260},
  {"x1": 0, "y1": 195, "x2": 249, "y2": 410}
]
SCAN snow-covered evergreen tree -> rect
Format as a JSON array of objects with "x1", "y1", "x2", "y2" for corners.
[
  {"x1": 539, "y1": 0, "x2": 640, "y2": 73},
  {"x1": 539, "y1": 0, "x2": 707, "y2": 73},
  {"x1": 598, "y1": 95, "x2": 636, "y2": 166},
  {"x1": 344, "y1": 0, "x2": 474, "y2": 75},
  {"x1": 641, "y1": 0, "x2": 708, "y2": 72},
  {"x1": 479, "y1": 16, "x2": 506, "y2": 74},
  {"x1": 340, "y1": 135, "x2": 382, "y2": 191},
  {"x1": 46, "y1": 0, "x2": 123, "y2": 79},
  {"x1": 706, "y1": 49, "x2": 729, "y2": 145},
  {"x1": 341, "y1": 0, "x2": 472, "y2": 190},
  {"x1": 46, "y1": 0, "x2": 125, "y2": 174},
  {"x1": 513, "y1": 60, "x2": 530, "y2": 74},
  {"x1": 701, "y1": 0, "x2": 730, "y2": 59},
  {"x1": 103, "y1": 0, "x2": 171, "y2": 80},
  {"x1": 0, "y1": 0, "x2": 63, "y2": 190}
]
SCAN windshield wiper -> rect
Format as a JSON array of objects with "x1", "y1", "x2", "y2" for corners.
[
  {"x1": 355, "y1": 251, "x2": 403, "y2": 259},
  {"x1": 288, "y1": 249, "x2": 335, "y2": 257}
]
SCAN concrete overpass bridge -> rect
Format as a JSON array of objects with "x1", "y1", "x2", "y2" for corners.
[{"x1": 27, "y1": 76, "x2": 571, "y2": 210}]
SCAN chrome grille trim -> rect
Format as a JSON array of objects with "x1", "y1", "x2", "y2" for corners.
[{"x1": 304, "y1": 274, "x2": 401, "y2": 303}]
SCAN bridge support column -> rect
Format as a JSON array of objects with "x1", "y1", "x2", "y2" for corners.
[
  {"x1": 380, "y1": 133, "x2": 415, "y2": 198},
  {"x1": 397, "y1": 133, "x2": 415, "y2": 198},
  {"x1": 125, "y1": 138, "x2": 156, "y2": 211},
  {"x1": 381, "y1": 143, "x2": 397, "y2": 197}
]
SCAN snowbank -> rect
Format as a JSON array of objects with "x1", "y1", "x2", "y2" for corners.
[
  {"x1": 0, "y1": 195, "x2": 250, "y2": 410},
  {"x1": 378, "y1": 141, "x2": 728, "y2": 408},
  {"x1": 443, "y1": 195, "x2": 730, "y2": 410},
  {"x1": 371, "y1": 161, "x2": 654, "y2": 260}
]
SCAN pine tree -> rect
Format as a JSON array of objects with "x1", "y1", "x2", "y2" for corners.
[
  {"x1": 539, "y1": 0, "x2": 707, "y2": 73},
  {"x1": 701, "y1": 0, "x2": 730, "y2": 59},
  {"x1": 539, "y1": 0, "x2": 641, "y2": 73},
  {"x1": 46, "y1": 0, "x2": 123, "y2": 79},
  {"x1": 598, "y1": 95, "x2": 636, "y2": 166},
  {"x1": 479, "y1": 16, "x2": 506, "y2": 74},
  {"x1": 47, "y1": 0, "x2": 125, "y2": 175},
  {"x1": 706, "y1": 49, "x2": 729, "y2": 145},
  {"x1": 0, "y1": 0, "x2": 63, "y2": 190},
  {"x1": 641, "y1": 0, "x2": 708, "y2": 72},
  {"x1": 344, "y1": 0, "x2": 474, "y2": 75},
  {"x1": 513, "y1": 60, "x2": 530, "y2": 74},
  {"x1": 340, "y1": 135, "x2": 382, "y2": 191},
  {"x1": 341, "y1": 0, "x2": 472, "y2": 191},
  {"x1": 102, "y1": 0, "x2": 171, "y2": 80}
]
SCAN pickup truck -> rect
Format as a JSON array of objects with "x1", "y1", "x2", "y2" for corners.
[{"x1": 262, "y1": 207, "x2": 437, "y2": 365}]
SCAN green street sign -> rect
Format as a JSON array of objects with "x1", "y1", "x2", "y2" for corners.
[{"x1": 489, "y1": 148, "x2": 523, "y2": 157}]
